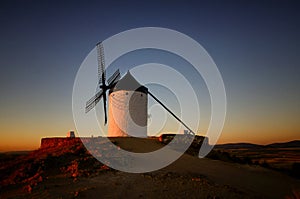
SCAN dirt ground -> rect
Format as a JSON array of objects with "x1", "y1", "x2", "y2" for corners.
[{"x1": 1, "y1": 138, "x2": 300, "y2": 199}]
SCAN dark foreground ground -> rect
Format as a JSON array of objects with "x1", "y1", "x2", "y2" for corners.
[{"x1": 1, "y1": 138, "x2": 300, "y2": 199}]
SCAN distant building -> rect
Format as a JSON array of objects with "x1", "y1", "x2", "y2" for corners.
[{"x1": 67, "y1": 131, "x2": 75, "y2": 138}]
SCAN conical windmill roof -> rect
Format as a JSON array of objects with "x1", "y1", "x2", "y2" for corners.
[{"x1": 109, "y1": 71, "x2": 148, "y2": 94}]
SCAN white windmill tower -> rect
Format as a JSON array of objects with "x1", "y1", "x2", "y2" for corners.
[
  {"x1": 85, "y1": 42, "x2": 195, "y2": 138},
  {"x1": 108, "y1": 71, "x2": 148, "y2": 137}
]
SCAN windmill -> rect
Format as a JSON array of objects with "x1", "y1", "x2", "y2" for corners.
[
  {"x1": 85, "y1": 42, "x2": 121, "y2": 125},
  {"x1": 85, "y1": 42, "x2": 195, "y2": 137}
]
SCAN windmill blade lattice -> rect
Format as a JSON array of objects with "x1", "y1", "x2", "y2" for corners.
[
  {"x1": 85, "y1": 90, "x2": 104, "y2": 113},
  {"x1": 97, "y1": 42, "x2": 106, "y2": 84},
  {"x1": 85, "y1": 41, "x2": 121, "y2": 126},
  {"x1": 107, "y1": 69, "x2": 121, "y2": 86}
]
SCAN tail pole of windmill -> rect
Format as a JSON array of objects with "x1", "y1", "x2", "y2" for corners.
[{"x1": 147, "y1": 91, "x2": 195, "y2": 135}]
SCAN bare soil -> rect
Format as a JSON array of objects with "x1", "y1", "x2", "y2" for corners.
[{"x1": 1, "y1": 138, "x2": 300, "y2": 199}]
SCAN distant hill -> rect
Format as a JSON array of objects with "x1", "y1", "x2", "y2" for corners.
[
  {"x1": 215, "y1": 140, "x2": 300, "y2": 149},
  {"x1": 266, "y1": 140, "x2": 300, "y2": 148},
  {"x1": 214, "y1": 143, "x2": 263, "y2": 149}
]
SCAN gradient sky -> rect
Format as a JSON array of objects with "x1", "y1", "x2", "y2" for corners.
[{"x1": 0, "y1": 0, "x2": 299, "y2": 151}]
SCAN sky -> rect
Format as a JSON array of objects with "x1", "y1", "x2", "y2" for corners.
[{"x1": 0, "y1": 0, "x2": 299, "y2": 151}]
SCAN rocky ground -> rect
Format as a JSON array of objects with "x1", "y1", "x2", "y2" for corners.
[{"x1": 0, "y1": 138, "x2": 299, "y2": 199}]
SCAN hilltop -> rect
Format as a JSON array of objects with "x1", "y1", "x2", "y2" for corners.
[{"x1": 0, "y1": 138, "x2": 300, "y2": 198}]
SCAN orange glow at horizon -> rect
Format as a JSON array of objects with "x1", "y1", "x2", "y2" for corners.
[
  {"x1": 1, "y1": 123, "x2": 299, "y2": 152},
  {"x1": 0, "y1": 98, "x2": 299, "y2": 152}
]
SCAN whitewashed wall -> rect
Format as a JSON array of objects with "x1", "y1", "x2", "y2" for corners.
[{"x1": 108, "y1": 90, "x2": 148, "y2": 137}]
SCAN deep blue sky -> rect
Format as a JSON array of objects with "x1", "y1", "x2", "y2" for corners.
[{"x1": 0, "y1": 0, "x2": 299, "y2": 150}]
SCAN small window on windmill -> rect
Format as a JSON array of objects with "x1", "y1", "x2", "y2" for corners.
[
  {"x1": 126, "y1": 92, "x2": 128, "y2": 95},
  {"x1": 141, "y1": 94, "x2": 143, "y2": 97}
]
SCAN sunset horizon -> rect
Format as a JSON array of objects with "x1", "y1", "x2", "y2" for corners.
[
  {"x1": 1, "y1": 131, "x2": 299, "y2": 152},
  {"x1": 1, "y1": 1, "x2": 299, "y2": 198},
  {"x1": 1, "y1": 1, "x2": 299, "y2": 153}
]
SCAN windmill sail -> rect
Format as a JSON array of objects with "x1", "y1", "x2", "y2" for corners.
[
  {"x1": 107, "y1": 69, "x2": 121, "y2": 86},
  {"x1": 97, "y1": 42, "x2": 106, "y2": 85},
  {"x1": 85, "y1": 41, "x2": 121, "y2": 125},
  {"x1": 85, "y1": 90, "x2": 104, "y2": 113}
]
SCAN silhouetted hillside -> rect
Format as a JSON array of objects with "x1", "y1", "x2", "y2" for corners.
[
  {"x1": 266, "y1": 140, "x2": 300, "y2": 148},
  {"x1": 215, "y1": 143, "x2": 263, "y2": 149},
  {"x1": 0, "y1": 138, "x2": 255, "y2": 199},
  {"x1": 215, "y1": 140, "x2": 300, "y2": 149}
]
